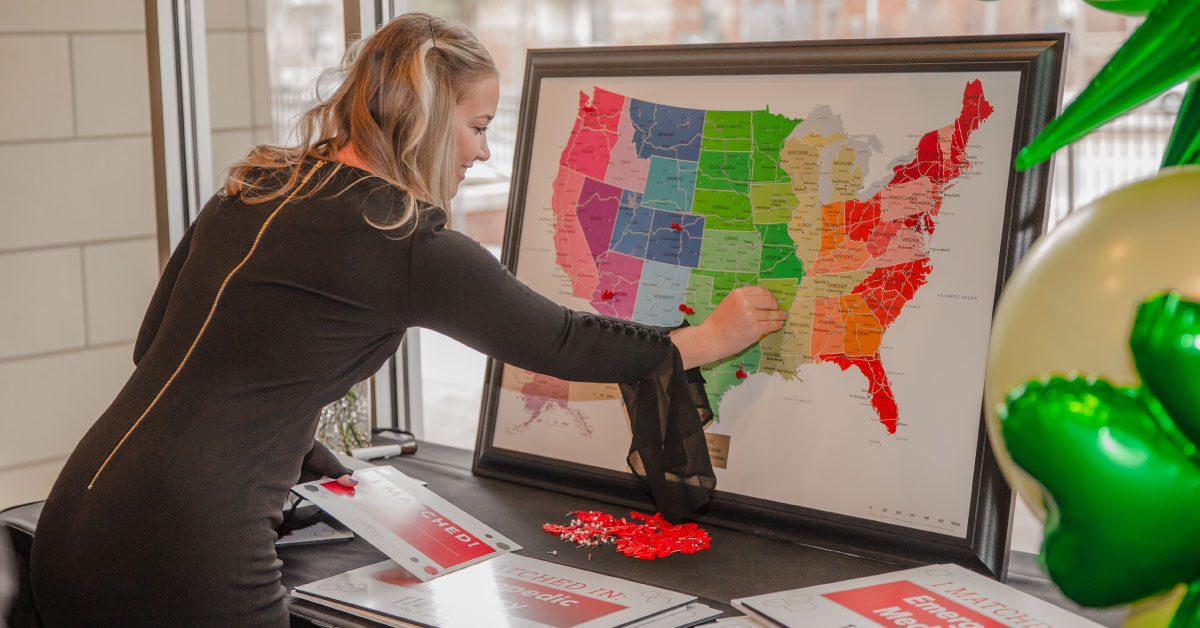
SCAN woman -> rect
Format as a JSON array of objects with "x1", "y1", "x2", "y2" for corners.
[{"x1": 30, "y1": 13, "x2": 785, "y2": 627}]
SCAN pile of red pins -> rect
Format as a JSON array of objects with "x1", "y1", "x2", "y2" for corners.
[{"x1": 542, "y1": 510, "x2": 711, "y2": 560}]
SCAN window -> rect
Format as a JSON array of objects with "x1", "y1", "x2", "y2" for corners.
[{"x1": 152, "y1": 0, "x2": 1161, "y2": 556}]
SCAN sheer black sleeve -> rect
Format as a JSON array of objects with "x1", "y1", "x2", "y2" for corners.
[
  {"x1": 407, "y1": 209, "x2": 715, "y2": 519},
  {"x1": 133, "y1": 221, "x2": 196, "y2": 366}
]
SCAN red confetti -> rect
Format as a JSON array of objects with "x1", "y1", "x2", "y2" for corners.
[
  {"x1": 600, "y1": 289, "x2": 615, "y2": 301},
  {"x1": 670, "y1": 222, "x2": 683, "y2": 231},
  {"x1": 678, "y1": 304, "x2": 695, "y2": 316},
  {"x1": 542, "y1": 510, "x2": 710, "y2": 560},
  {"x1": 735, "y1": 365, "x2": 748, "y2": 379}
]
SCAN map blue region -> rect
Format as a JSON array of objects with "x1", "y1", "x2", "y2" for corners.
[
  {"x1": 609, "y1": 191, "x2": 705, "y2": 268},
  {"x1": 629, "y1": 99, "x2": 706, "y2": 162},
  {"x1": 647, "y1": 211, "x2": 703, "y2": 268},
  {"x1": 632, "y1": 261, "x2": 692, "y2": 326},
  {"x1": 610, "y1": 191, "x2": 653, "y2": 258},
  {"x1": 642, "y1": 156, "x2": 697, "y2": 213}
]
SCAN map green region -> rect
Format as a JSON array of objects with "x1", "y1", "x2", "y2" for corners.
[{"x1": 531, "y1": 82, "x2": 993, "y2": 434}]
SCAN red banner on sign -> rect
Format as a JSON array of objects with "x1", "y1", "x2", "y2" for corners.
[{"x1": 824, "y1": 580, "x2": 1009, "y2": 628}]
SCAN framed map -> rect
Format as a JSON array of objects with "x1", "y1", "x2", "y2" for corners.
[{"x1": 473, "y1": 35, "x2": 1066, "y2": 576}]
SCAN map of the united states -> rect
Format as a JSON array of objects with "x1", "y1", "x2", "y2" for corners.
[{"x1": 528, "y1": 81, "x2": 993, "y2": 435}]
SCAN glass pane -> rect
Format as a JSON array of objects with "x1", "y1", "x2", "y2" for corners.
[{"x1": 204, "y1": 0, "x2": 344, "y2": 181}]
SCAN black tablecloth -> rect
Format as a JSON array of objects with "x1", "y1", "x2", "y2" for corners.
[{"x1": 279, "y1": 442, "x2": 1128, "y2": 628}]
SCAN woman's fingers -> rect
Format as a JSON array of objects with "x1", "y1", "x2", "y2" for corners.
[
  {"x1": 745, "y1": 294, "x2": 780, "y2": 310},
  {"x1": 758, "y1": 315, "x2": 785, "y2": 334}
]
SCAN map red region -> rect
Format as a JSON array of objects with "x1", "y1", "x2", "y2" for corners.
[
  {"x1": 852, "y1": 258, "x2": 934, "y2": 329},
  {"x1": 559, "y1": 90, "x2": 624, "y2": 181},
  {"x1": 821, "y1": 354, "x2": 900, "y2": 434},
  {"x1": 814, "y1": 80, "x2": 993, "y2": 434}
]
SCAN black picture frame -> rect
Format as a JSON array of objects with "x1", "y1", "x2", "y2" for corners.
[{"x1": 473, "y1": 34, "x2": 1067, "y2": 579}]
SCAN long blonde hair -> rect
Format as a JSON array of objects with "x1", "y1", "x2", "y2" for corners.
[{"x1": 223, "y1": 12, "x2": 496, "y2": 233}]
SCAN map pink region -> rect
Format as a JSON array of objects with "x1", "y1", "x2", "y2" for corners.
[
  {"x1": 520, "y1": 373, "x2": 570, "y2": 416},
  {"x1": 559, "y1": 89, "x2": 625, "y2": 181},
  {"x1": 515, "y1": 373, "x2": 593, "y2": 438},
  {"x1": 576, "y1": 177, "x2": 624, "y2": 258},
  {"x1": 551, "y1": 167, "x2": 600, "y2": 300},
  {"x1": 591, "y1": 250, "x2": 643, "y2": 319},
  {"x1": 605, "y1": 94, "x2": 651, "y2": 192}
]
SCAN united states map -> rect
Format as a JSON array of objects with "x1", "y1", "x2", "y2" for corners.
[{"x1": 526, "y1": 81, "x2": 993, "y2": 435}]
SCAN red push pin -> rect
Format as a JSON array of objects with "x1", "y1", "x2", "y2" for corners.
[
  {"x1": 678, "y1": 304, "x2": 695, "y2": 315},
  {"x1": 582, "y1": 105, "x2": 597, "y2": 114},
  {"x1": 735, "y1": 365, "x2": 748, "y2": 379},
  {"x1": 600, "y1": 289, "x2": 614, "y2": 301},
  {"x1": 670, "y1": 222, "x2": 683, "y2": 231}
]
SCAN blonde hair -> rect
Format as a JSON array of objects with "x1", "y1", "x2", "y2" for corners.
[{"x1": 223, "y1": 12, "x2": 496, "y2": 233}]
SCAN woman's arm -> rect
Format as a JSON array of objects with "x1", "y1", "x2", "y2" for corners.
[{"x1": 406, "y1": 212, "x2": 785, "y2": 379}]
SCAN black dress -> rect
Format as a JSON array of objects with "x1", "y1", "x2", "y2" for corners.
[{"x1": 29, "y1": 162, "x2": 714, "y2": 627}]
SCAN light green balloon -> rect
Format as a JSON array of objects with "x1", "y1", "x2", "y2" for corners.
[{"x1": 985, "y1": 166, "x2": 1200, "y2": 519}]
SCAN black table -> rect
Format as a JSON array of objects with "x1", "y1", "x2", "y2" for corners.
[{"x1": 280, "y1": 442, "x2": 1127, "y2": 628}]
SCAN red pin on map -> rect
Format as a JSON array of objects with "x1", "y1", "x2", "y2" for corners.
[
  {"x1": 600, "y1": 289, "x2": 614, "y2": 301},
  {"x1": 735, "y1": 366, "x2": 748, "y2": 379},
  {"x1": 670, "y1": 222, "x2": 683, "y2": 231},
  {"x1": 678, "y1": 304, "x2": 695, "y2": 315}
]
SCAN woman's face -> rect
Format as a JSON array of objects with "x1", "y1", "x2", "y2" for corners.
[{"x1": 452, "y1": 75, "x2": 500, "y2": 196}]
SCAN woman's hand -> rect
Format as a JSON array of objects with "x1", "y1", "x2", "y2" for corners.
[{"x1": 670, "y1": 286, "x2": 788, "y2": 369}]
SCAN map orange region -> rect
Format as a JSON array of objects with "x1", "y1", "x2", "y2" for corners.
[{"x1": 544, "y1": 80, "x2": 993, "y2": 435}]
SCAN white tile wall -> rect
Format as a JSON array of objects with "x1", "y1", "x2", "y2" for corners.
[
  {"x1": 0, "y1": 137, "x2": 156, "y2": 250},
  {"x1": 253, "y1": 126, "x2": 276, "y2": 146},
  {"x1": 83, "y1": 238, "x2": 159, "y2": 345},
  {"x1": 0, "y1": 35, "x2": 74, "y2": 142},
  {"x1": 250, "y1": 31, "x2": 271, "y2": 127},
  {"x1": 72, "y1": 33, "x2": 152, "y2": 136},
  {"x1": 0, "y1": 344, "x2": 134, "y2": 475},
  {"x1": 0, "y1": 1, "x2": 155, "y2": 513},
  {"x1": 0, "y1": 457, "x2": 66, "y2": 511},
  {"x1": 0, "y1": 247, "x2": 86, "y2": 360},
  {"x1": 206, "y1": 31, "x2": 253, "y2": 130},
  {"x1": 0, "y1": 0, "x2": 144, "y2": 33},
  {"x1": 211, "y1": 128, "x2": 254, "y2": 181},
  {"x1": 205, "y1": 0, "x2": 250, "y2": 30},
  {"x1": 247, "y1": 0, "x2": 267, "y2": 30}
]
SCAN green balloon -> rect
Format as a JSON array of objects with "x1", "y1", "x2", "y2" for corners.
[
  {"x1": 1130, "y1": 292, "x2": 1200, "y2": 452},
  {"x1": 1016, "y1": 0, "x2": 1200, "y2": 170},
  {"x1": 1082, "y1": 0, "x2": 1161, "y2": 16},
  {"x1": 1163, "y1": 80, "x2": 1200, "y2": 168},
  {"x1": 998, "y1": 293, "x2": 1200, "y2": 612}
]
